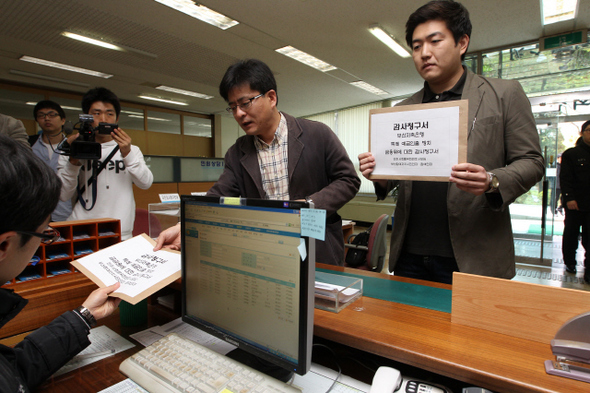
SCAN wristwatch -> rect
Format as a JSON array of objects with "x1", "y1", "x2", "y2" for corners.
[
  {"x1": 75, "y1": 306, "x2": 97, "y2": 328},
  {"x1": 486, "y1": 172, "x2": 500, "y2": 193}
]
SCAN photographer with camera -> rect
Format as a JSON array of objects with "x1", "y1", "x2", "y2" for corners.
[{"x1": 57, "y1": 87, "x2": 153, "y2": 240}]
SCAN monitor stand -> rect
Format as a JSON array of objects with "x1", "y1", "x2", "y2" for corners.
[{"x1": 226, "y1": 348, "x2": 294, "y2": 383}]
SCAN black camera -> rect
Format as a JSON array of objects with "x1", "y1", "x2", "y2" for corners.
[{"x1": 58, "y1": 114, "x2": 118, "y2": 160}]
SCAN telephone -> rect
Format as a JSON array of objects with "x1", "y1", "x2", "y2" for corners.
[{"x1": 368, "y1": 366, "x2": 448, "y2": 393}]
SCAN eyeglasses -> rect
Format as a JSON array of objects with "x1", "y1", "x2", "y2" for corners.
[
  {"x1": 226, "y1": 92, "x2": 266, "y2": 113},
  {"x1": 17, "y1": 226, "x2": 61, "y2": 245},
  {"x1": 36, "y1": 111, "x2": 60, "y2": 120}
]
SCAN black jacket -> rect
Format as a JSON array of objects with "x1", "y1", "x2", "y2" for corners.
[
  {"x1": 560, "y1": 137, "x2": 590, "y2": 211},
  {"x1": 0, "y1": 288, "x2": 91, "y2": 392}
]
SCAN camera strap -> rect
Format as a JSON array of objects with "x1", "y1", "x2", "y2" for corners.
[{"x1": 77, "y1": 145, "x2": 120, "y2": 210}]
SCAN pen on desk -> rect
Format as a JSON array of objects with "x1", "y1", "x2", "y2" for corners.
[{"x1": 76, "y1": 348, "x2": 115, "y2": 360}]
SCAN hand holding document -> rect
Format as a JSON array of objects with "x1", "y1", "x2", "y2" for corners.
[{"x1": 71, "y1": 234, "x2": 181, "y2": 305}]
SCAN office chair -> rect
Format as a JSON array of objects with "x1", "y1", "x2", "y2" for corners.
[{"x1": 344, "y1": 214, "x2": 389, "y2": 272}]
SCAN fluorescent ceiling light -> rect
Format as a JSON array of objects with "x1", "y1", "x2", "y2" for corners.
[
  {"x1": 19, "y1": 56, "x2": 113, "y2": 78},
  {"x1": 129, "y1": 114, "x2": 171, "y2": 121},
  {"x1": 10, "y1": 69, "x2": 91, "y2": 87},
  {"x1": 369, "y1": 25, "x2": 411, "y2": 58},
  {"x1": 350, "y1": 81, "x2": 389, "y2": 96},
  {"x1": 542, "y1": 0, "x2": 578, "y2": 25},
  {"x1": 154, "y1": 0, "x2": 238, "y2": 30},
  {"x1": 26, "y1": 101, "x2": 82, "y2": 111},
  {"x1": 156, "y1": 85, "x2": 213, "y2": 99},
  {"x1": 275, "y1": 46, "x2": 337, "y2": 72},
  {"x1": 62, "y1": 31, "x2": 158, "y2": 58},
  {"x1": 62, "y1": 32, "x2": 124, "y2": 51},
  {"x1": 138, "y1": 95, "x2": 188, "y2": 106},
  {"x1": 121, "y1": 110, "x2": 144, "y2": 116}
]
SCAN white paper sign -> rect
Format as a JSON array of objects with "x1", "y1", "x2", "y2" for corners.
[
  {"x1": 370, "y1": 100, "x2": 467, "y2": 181},
  {"x1": 159, "y1": 193, "x2": 180, "y2": 203}
]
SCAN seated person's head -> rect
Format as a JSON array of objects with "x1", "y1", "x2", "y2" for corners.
[
  {"x1": 0, "y1": 134, "x2": 61, "y2": 283},
  {"x1": 33, "y1": 100, "x2": 66, "y2": 135},
  {"x1": 82, "y1": 87, "x2": 121, "y2": 130}
]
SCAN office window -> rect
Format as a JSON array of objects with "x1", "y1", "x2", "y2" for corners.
[
  {"x1": 145, "y1": 156, "x2": 175, "y2": 182},
  {"x1": 306, "y1": 102, "x2": 382, "y2": 194},
  {"x1": 482, "y1": 38, "x2": 590, "y2": 96},
  {"x1": 184, "y1": 116, "x2": 212, "y2": 137},
  {"x1": 119, "y1": 107, "x2": 146, "y2": 130},
  {"x1": 0, "y1": 88, "x2": 44, "y2": 120},
  {"x1": 147, "y1": 110, "x2": 181, "y2": 134},
  {"x1": 463, "y1": 53, "x2": 478, "y2": 74}
]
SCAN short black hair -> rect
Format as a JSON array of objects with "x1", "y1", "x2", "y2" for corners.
[
  {"x1": 82, "y1": 87, "x2": 121, "y2": 118},
  {"x1": 0, "y1": 134, "x2": 61, "y2": 246},
  {"x1": 33, "y1": 100, "x2": 65, "y2": 120},
  {"x1": 219, "y1": 59, "x2": 278, "y2": 104},
  {"x1": 582, "y1": 120, "x2": 590, "y2": 133},
  {"x1": 405, "y1": 0, "x2": 472, "y2": 61}
]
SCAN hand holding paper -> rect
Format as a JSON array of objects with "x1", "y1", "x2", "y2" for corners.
[{"x1": 71, "y1": 234, "x2": 181, "y2": 305}]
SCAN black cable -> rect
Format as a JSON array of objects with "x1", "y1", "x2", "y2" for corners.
[{"x1": 312, "y1": 343, "x2": 342, "y2": 393}]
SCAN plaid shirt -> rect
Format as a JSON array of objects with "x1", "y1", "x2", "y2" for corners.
[{"x1": 254, "y1": 113, "x2": 289, "y2": 200}]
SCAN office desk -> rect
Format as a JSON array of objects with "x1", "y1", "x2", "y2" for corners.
[
  {"x1": 35, "y1": 266, "x2": 586, "y2": 393},
  {"x1": 36, "y1": 305, "x2": 180, "y2": 392},
  {"x1": 314, "y1": 264, "x2": 586, "y2": 393}
]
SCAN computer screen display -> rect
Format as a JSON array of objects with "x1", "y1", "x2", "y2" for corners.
[{"x1": 180, "y1": 196, "x2": 314, "y2": 378}]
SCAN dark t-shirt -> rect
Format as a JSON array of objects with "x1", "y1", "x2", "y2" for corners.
[{"x1": 403, "y1": 70, "x2": 467, "y2": 258}]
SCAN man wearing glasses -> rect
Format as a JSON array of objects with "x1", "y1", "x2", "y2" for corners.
[
  {"x1": 0, "y1": 134, "x2": 120, "y2": 392},
  {"x1": 31, "y1": 100, "x2": 72, "y2": 221},
  {"x1": 156, "y1": 59, "x2": 360, "y2": 266}
]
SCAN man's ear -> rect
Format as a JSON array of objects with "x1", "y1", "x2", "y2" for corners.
[
  {"x1": 458, "y1": 34, "x2": 470, "y2": 57},
  {"x1": 267, "y1": 90, "x2": 278, "y2": 109},
  {"x1": 0, "y1": 232, "x2": 18, "y2": 263}
]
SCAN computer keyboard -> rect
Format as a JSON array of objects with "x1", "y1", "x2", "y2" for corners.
[{"x1": 119, "y1": 333, "x2": 301, "y2": 393}]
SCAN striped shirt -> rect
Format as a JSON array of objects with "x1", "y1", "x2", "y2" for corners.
[{"x1": 254, "y1": 113, "x2": 289, "y2": 200}]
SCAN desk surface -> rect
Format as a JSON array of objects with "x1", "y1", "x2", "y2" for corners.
[
  {"x1": 315, "y1": 265, "x2": 586, "y2": 393},
  {"x1": 35, "y1": 265, "x2": 586, "y2": 393}
]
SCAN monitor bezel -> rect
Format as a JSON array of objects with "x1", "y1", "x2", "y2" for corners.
[{"x1": 180, "y1": 195, "x2": 315, "y2": 376}]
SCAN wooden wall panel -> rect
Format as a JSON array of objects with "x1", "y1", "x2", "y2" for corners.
[
  {"x1": 147, "y1": 133, "x2": 183, "y2": 156},
  {"x1": 182, "y1": 135, "x2": 214, "y2": 157},
  {"x1": 126, "y1": 129, "x2": 148, "y2": 153}
]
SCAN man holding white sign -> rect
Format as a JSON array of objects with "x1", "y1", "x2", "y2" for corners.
[{"x1": 358, "y1": 0, "x2": 543, "y2": 283}]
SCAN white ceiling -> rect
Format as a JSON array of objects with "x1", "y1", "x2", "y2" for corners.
[{"x1": 0, "y1": 0, "x2": 589, "y2": 118}]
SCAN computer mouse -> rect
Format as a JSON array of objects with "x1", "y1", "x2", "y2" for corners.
[{"x1": 369, "y1": 366, "x2": 402, "y2": 393}]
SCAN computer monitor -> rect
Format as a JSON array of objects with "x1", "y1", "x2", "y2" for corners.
[{"x1": 180, "y1": 195, "x2": 315, "y2": 382}]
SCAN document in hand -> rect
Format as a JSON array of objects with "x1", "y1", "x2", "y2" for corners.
[{"x1": 71, "y1": 234, "x2": 181, "y2": 305}]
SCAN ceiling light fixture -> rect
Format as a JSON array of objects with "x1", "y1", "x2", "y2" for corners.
[
  {"x1": 369, "y1": 25, "x2": 411, "y2": 58},
  {"x1": 129, "y1": 114, "x2": 172, "y2": 121},
  {"x1": 156, "y1": 85, "x2": 213, "y2": 99},
  {"x1": 10, "y1": 69, "x2": 91, "y2": 87},
  {"x1": 19, "y1": 56, "x2": 113, "y2": 78},
  {"x1": 542, "y1": 0, "x2": 578, "y2": 25},
  {"x1": 62, "y1": 32, "x2": 124, "y2": 51},
  {"x1": 153, "y1": 0, "x2": 239, "y2": 30},
  {"x1": 350, "y1": 81, "x2": 389, "y2": 96},
  {"x1": 138, "y1": 95, "x2": 188, "y2": 106},
  {"x1": 275, "y1": 46, "x2": 337, "y2": 72},
  {"x1": 62, "y1": 31, "x2": 158, "y2": 58},
  {"x1": 26, "y1": 101, "x2": 82, "y2": 111}
]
